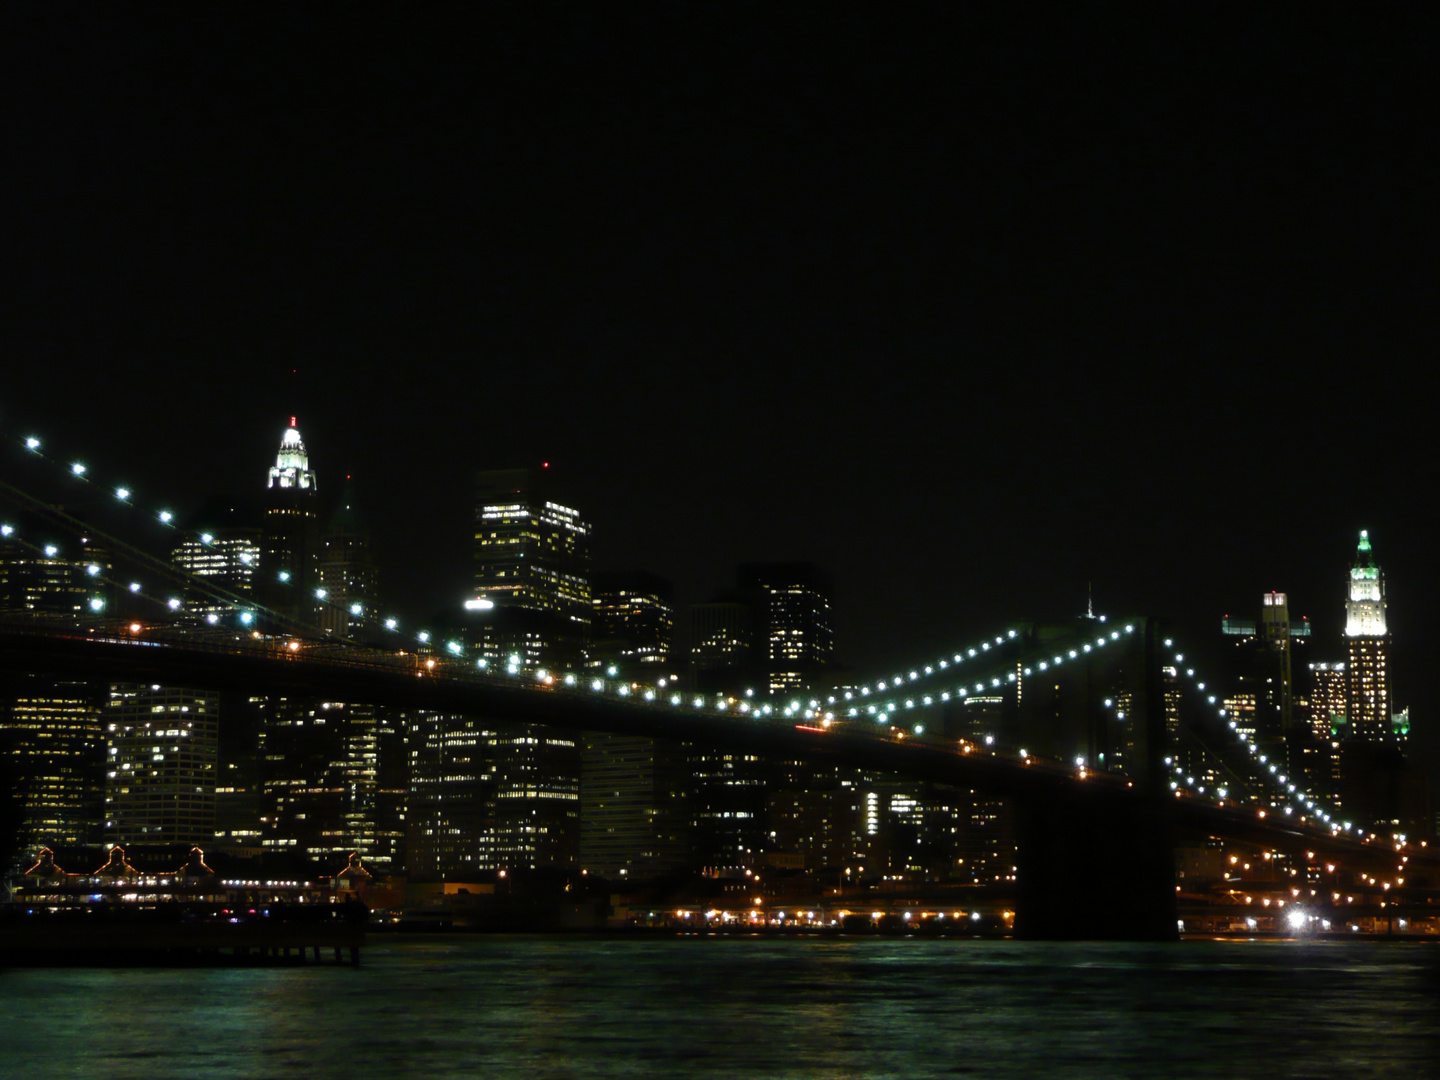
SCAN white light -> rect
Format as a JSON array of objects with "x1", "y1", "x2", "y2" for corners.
[
  {"x1": 158, "y1": 510, "x2": 173, "y2": 523},
  {"x1": 129, "y1": 582, "x2": 141, "y2": 593},
  {"x1": 205, "y1": 613, "x2": 218, "y2": 624},
  {"x1": 384, "y1": 618, "x2": 397, "y2": 630},
  {"x1": 350, "y1": 603, "x2": 362, "y2": 615},
  {"x1": 278, "y1": 571, "x2": 290, "y2": 582},
  {"x1": 463, "y1": 598, "x2": 494, "y2": 611},
  {"x1": 43, "y1": 545, "x2": 58, "y2": 557},
  {"x1": 201, "y1": 533, "x2": 215, "y2": 545},
  {"x1": 477, "y1": 658, "x2": 489, "y2": 669},
  {"x1": 71, "y1": 463, "x2": 86, "y2": 476},
  {"x1": 86, "y1": 564, "x2": 100, "y2": 576},
  {"x1": 88, "y1": 597, "x2": 104, "y2": 612},
  {"x1": 417, "y1": 632, "x2": 429, "y2": 643},
  {"x1": 167, "y1": 598, "x2": 181, "y2": 610},
  {"x1": 314, "y1": 588, "x2": 327, "y2": 599},
  {"x1": 239, "y1": 612, "x2": 254, "y2": 625},
  {"x1": 115, "y1": 487, "x2": 130, "y2": 500},
  {"x1": 25, "y1": 437, "x2": 40, "y2": 450},
  {"x1": 446, "y1": 641, "x2": 462, "y2": 655},
  {"x1": 0, "y1": 525, "x2": 12, "y2": 537}
]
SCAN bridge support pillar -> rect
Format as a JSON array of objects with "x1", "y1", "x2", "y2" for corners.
[{"x1": 1013, "y1": 793, "x2": 1177, "y2": 941}]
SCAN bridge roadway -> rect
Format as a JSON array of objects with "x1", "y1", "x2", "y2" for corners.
[{"x1": 0, "y1": 620, "x2": 1418, "y2": 939}]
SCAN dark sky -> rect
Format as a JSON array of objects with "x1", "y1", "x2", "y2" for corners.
[{"x1": 3, "y1": 8, "x2": 1436, "y2": 771}]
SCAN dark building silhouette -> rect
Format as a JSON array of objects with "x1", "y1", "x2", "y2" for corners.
[{"x1": 317, "y1": 475, "x2": 378, "y2": 639}]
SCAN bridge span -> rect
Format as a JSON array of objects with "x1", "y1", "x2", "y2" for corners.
[{"x1": 3, "y1": 619, "x2": 1415, "y2": 940}]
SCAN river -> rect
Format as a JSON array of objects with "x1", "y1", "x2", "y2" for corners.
[{"x1": 3, "y1": 936, "x2": 1439, "y2": 1078}]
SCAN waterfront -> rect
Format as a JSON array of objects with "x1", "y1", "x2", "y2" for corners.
[{"x1": 3, "y1": 937, "x2": 1439, "y2": 1078}]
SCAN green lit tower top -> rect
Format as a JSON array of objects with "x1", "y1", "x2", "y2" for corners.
[{"x1": 1344, "y1": 530, "x2": 1392, "y2": 741}]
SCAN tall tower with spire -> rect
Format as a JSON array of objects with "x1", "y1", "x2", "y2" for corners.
[
  {"x1": 259, "y1": 418, "x2": 320, "y2": 630},
  {"x1": 1344, "y1": 530, "x2": 1391, "y2": 740}
]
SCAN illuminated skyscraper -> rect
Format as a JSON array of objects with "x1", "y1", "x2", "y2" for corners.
[
  {"x1": 0, "y1": 677, "x2": 104, "y2": 854},
  {"x1": 1344, "y1": 531, "x2": 1391, "y2": 741},
  {"x1": 579, "y1": 573, "x2": 688, "y2": 879},
  {"x1": 171, "y1": 528, "x2": 261, "y2": 622},
  {"x1": 259, "y1": 418, "x2": 320, "y2": 631},
  {"x1": 472, "y1": 468, "x2": 590, "y2": 668},
  {"x1": 739, "y1": 562, "x2": 834, "y2": 695},
  {"x1": 104, "y1": 684, "x2": 218, "y2": 852}
]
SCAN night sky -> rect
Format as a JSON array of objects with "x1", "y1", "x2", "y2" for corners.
[{"x1": 4, "y1": 8, "x2": 1436, "y2": 775}]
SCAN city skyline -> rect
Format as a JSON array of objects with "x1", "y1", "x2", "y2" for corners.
[{"x1": 3, "y1": 7, "x2": 1434, "y2": 782}]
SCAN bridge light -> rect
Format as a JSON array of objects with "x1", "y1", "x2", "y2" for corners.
[
  {"x1": 44, "y1": 545, "x2": 58, "y2": 557},
  {"x1": 0, "y1": 524, "x2": 12, "y2": 537},
  {"x1": 1124, "y1": 624, "x2": 1133, "y2": 633},
  {"x1": 167, "y1": 598, "x2": 181, "y2": 610},
  {"x1": 914, "y1": 724, "x2": 924, "y2": 735},
  {"x1": 205, "y1": 613, "x2": 218, "y2": 624},
  {"x1": 239, "y1": 552, "x2": 253, "y2": 565},
  {"x1": 984, "y1": 735, "x2": 994, "y2": 745},
  {"x1": 349, "y1": 603, "x2": 362, "y2": 615},
  {"x1": 446, "y1": 641, "x2": 462, "y2": 655},
  {"x1": 25, "y1": 437, "x2": 40, "y2": 450},
  {"x1": 477, "y1": 658, "x2": 489, "y2": 670},
  {"x1": 88, "y1": 597, "x2": 104, "y2": 612},
  {"x1": 71, "y1": 462, "x2": 86, "y2": 476},
  {"x1": 115, "y1": 487, "x2": 130, "y2": 501},
  {"x1": 981, "y1": 643, "x2": 990, "y2": 651},
  {"x1": 909, "y1": 671, "x2": 918, "y2": 680},
  {"x1": 159, "y1": 510, "x2": 173, "y2": 524},
  {"x1": 200, "y1": 533, "x2": 215, "y2": 545},
  {"x1": 618, "y1": 684, "x2": 630, "y2": 696},
  {"x1": 278, "y1": 571, "x2": 290, "y2": 582},
  {"x1": 1008, "y1": 629, "x2": 1017, "y2": 638},
  {"x1": 564, "y1": 673, "x2": 577, "y2": 685},
  {"x1": 941, "y1": 692, "x2": 950, "y2": 701},
  {"x1": 417, "y1": 632, "x2": 429, "y2": 643},
  {"x1": 314, "y1": 588, "x2": 328, "y2": 600},
  {"x1": 129, "y1": 582, "x2": 141, "y2": 593},
  {"x1": 239, "y1": 612, "x2": 254, "y2": 625}
]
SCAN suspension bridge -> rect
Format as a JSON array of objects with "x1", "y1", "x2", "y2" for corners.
[{"x1": 1, "y1": 423, "x2": 1430, "y2": 939}]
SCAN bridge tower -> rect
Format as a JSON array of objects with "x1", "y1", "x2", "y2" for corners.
[{"x1": 1011, "y1": 618, "x2": 1178, "y2": 940}]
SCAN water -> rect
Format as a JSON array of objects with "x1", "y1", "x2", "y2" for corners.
[{"x1": 3, "y1": 936, "x2": 1439, "y2": 1078}]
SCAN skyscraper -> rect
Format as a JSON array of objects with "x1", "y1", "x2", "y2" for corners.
[
  {"x1": 472, "y1": 468, "x2": 590, "y2": 669},
  {"x1": 317, "y1": 476, "x2": 378, "y2": 638},
  {"x1": 449, "y1": 467, "x2": 590, "y2": 872},
  {"x1": 1344, "y1": 531, "x2": 1391, "y2": 741},
  {"x1": 0, "y1": 676, "x2": 104, "y2": 855},
  {"x1": 104, "y1": 684, "x2": 218, "y2": 854},
  {"x1": 171, "y1": 527, "x2": 261, "y2": 622},
  {"x1": 738, "y1": 562, "x2": 834, "y2": 695},
  {"x1": 259, "y1": 418, "x2": 320, "y2": 631}
]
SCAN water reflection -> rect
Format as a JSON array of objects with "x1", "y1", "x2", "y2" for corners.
[{"x1": 3, "y1": 938, "x2": 1439, "y2": 1078}]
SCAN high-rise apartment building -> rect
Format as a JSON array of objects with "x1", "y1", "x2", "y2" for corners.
[
  {"x1": 1344, "y1": 531, "x2": 1391, "y2": 741},
  {"x1": 104, "y1": 684, "x2": 218, "y2": 853},
  {"x1": 259, "y1": 418, "x2": 320, "y2": 631}
]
